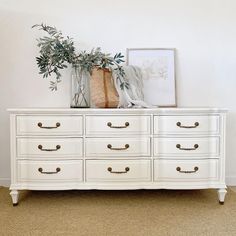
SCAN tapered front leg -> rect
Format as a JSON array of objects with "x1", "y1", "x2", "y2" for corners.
[
  {"x1": 10, "y1": 190, "x2": 19, "y2": 206},
  {"x1": 217, "y1": 188, "x2": 227, "y2": 204}
]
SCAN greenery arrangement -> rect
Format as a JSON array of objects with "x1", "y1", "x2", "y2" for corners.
[{"x1": 32, "y1": 23, "x2": 128, "y2": 91}]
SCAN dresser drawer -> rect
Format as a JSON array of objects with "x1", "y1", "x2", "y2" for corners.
[
  {"x1": 85, "y1": 137, "x2": 151, "y2": 157},
  {"x1": 86, "y1": 160, "x2": 151, "y2": 182},
  {"x1": 153, "y1": 137, "x2": 219, "y2": 157},
  {"x1": 85, "y1": 115, "x2": 150, "y2": 135},
  {"x1": 16, "y1": 116, "x2": 83, "y2": 136},
  {"x1": 154, "y1": 159, "x2": 219, "y2": 182},
  {"x1": 154, "y1": 115, "x2": 220, "y2": 135},
  {"x1": 17, "y1": 138, "x2": 83, "y2": 158},
  {"x1": 17, "y1": 160, "x2": 83, "y2": 182}
]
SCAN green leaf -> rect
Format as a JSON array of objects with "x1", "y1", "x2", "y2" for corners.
[{"x1": 33, "y1": 23, "x2": 129, "y2": 91}]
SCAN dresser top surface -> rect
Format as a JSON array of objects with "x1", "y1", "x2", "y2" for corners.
[{"x1": 7, "y1": 107, "x2": 227, "y2": 114}]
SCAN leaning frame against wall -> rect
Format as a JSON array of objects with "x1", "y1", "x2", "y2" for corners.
[{"x1": 127, "y1": 48, "x2": 176, "y2": 107}]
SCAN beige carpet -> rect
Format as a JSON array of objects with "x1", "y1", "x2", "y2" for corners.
[{"x1": 1, "y1": 187, "x2": 236, "y2": 236}]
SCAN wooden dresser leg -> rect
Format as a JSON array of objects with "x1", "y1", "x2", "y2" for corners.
[
  {"x1": 217, "y1": 188, "x2": 227, "y2": 204},
  {"x1": 10, "y1": 190, "x2": 19, "y2": 206}
]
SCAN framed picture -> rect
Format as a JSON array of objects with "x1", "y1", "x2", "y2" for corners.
[{"x1": 127, "y1": 48, "x2": 176, "y2": 107}]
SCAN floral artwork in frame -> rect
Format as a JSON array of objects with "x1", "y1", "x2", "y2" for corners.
[{"x1": 127, "y1": 48, "x2": 176, "y2": 107}]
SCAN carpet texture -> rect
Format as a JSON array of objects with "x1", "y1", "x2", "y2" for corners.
[{"x1": 1, "y1": 187, "x2": 236, "y2": 236}]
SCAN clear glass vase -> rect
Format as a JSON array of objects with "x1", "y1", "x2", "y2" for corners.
[{"x1": 71, "y1": 67, "x2": 90, "y2": 108}]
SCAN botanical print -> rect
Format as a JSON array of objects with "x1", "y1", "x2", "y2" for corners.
[
  {"x1": 142, "y1": 56, "x2": 168, "y2": 80},
  {"x1": 127, "y1": 48, "x2": 176, "y2": 106}
]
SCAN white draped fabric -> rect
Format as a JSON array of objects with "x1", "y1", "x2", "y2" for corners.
[{"x1": 113, "y1": 66, "x2": 152, "y2": 108}]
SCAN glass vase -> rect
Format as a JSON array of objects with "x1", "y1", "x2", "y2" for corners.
[{"x1": 71, "y1": 67, "x2": 90, "y2": 108}]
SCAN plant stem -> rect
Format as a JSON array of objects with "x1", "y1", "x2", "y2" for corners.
[{"x1": 72, "y1": 68, "x2": 89, "y2": 107}]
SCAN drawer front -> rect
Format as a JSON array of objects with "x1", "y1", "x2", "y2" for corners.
[
  {"x1": 153, "y1": 137, "x2": 219, "y2": 157},
  {"x1": 154, "y1": 159, "x2": 219, "y2": 182},
  {"x1": 16, "y1": 116, "x2": 83, "y2": 136},
  {"x1": 17, "y1": 138, "x2": 83, "y2": 158},
  {"x1": 154, "y1": 115, "x2": 220, "y2": 135},
  {"x1": 85, "y1": 115, "x2": 150, "y2": 135},
  {"x1": 86, "y1": 138, "x2": 151, "y2": 157},
  {"x1": 17, "y1": 160, "x2": 83, "y2": 182},
  {"x1": 86, "y1": 160, "x2": 151, "y2": 182}
]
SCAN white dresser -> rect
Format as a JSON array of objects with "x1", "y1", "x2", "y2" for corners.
[{"x1": 8, "y1": 108, "x2": 227, "y2": 205}]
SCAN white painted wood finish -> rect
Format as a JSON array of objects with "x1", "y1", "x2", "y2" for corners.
[
  {"x1": 8, "y1": 108, "x2": 227, "y2": 205},
  {"x1": 16, "y1": 115, "x2": 83, "y2": 136},
  {"x1": 86, "y1": 160, "x2": 151, "y2": 182},
  {"x1": 154, "y1": 115, "x2": 220, "y2": 135},
  {"x1": 154, "y1": 159, "x2": 219, "y2": 182},
  {"x1": 86, "y1": 115, "x2": 150, "y2": 136},
  {"x1": 85, "y1": 137, "x2": 150, "y2": 157},
  {"x1": 17, "y1": 138, "x2": 83, "y2": 158},
  {"x1": 153, "y1": 137, "x2": 220, "y2": 157},
  {"x1": 17, "y1": 160, "x2": 83, "y2": 183}
]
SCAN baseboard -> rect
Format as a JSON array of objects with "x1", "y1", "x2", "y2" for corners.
[
  {"x1": 0, "y1": 178, "x2": 10, "y2": 187},
  {"x1": 226, "y1": 176, "x2": 236, "y2": 186}
]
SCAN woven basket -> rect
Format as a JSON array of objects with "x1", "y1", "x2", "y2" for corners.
[{"x1": 90, "y1": 68, "x2": 119, "y2": 108}]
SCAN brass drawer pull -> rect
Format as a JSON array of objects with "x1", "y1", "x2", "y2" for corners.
[
  {"x1": 176, "y1": 144, "x2": 199, "y2": 151},
  {"x1": 38, "y1": 167, "x2": 61, "y2": 174},
  {"x1": 107, "y1": 167, "x2": 130, "y2": 174},
  {"x1": 176, "y1": 122, "x2": 199, "y2": 128},
  {"x1": 176, "y1": 166, "x2": 199, "y2": 173},
  {"x1": 107, "y1": 122, "x2": 129, "y2": 129},
  {"x1": 107, "y1": 144, "x2": 129, "y2": 150},
  {"x1": 38, "y1": 122, "x2": 61, "y2": 129},
  {"x1": 38, "y1": 145, "x2": 61, "y2": 152}
]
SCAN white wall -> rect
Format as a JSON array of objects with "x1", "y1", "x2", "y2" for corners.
[{"x1": 0, "y1": 0, "x2": 236, "y2": 186}]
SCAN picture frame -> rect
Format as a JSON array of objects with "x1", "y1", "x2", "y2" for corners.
[{"x1": 127, "y1": 48, "x2": 176, "y2": 107}]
